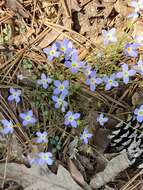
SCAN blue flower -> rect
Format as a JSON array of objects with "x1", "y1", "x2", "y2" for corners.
[
  {"x1": 85, "y1": 71, "x2": 103, "y2": 91},
  {"x1": 97, "y1": 113, "x2": 108, "y2": 126},
  {"x1": 102, "y1": 28, "x2": 117, "y2": 46},
  {"x1": 53, "y1": 80, "x2": 69, "y2": 96},
  {"x1": 129, "y1": 0, "x2": 143, "y2": 13},
  {"x1": 19, "y1": 110, "x2": 36, "y2": 126},
  {"x1": 36, "y1": 131, "x2": 48, "y2": 144},
  {"x1": 17, "y1": 74, "x2": 25, "y2": 80},
  {"x1": 64, "y1": 111, "x2": 80, "y2": 128},
  {"x1": 124, "y1": 43, "x2": 138, "y2": 57},
  {"x1": 82, "y1": 65, "x2": 92, "y2": 77},
  {"x1": 116, "y1": 63, "x2": 136, "y2": 84},
  {"x1": 27, "y1": 156, "x2": 37, "y2": 166},
  {"x1": 43, "y1": 43, "x2": 60, "y2": 61},
  {"x1": 52, "y1": 94, "x2": 68, "y2": 112},
  {"x1": 65, "y1": 52, "x2": 84, "y2": 74},
  {"x1": 64, "y1": 48, "x2": 77, "y2": 61},
  {"x1": 8, "y1": 88, "x2": 21, "y2": 104},
  {"x1": 103, "y1": 74, "x2": 119, "y2": 90},
  {"x1": 37, "y1": 73, "x2": 52, "y2": 89},
  {"x1": 59, "y1": 39, "x2": 72, "y2": 55},
  {"x1": 134, "y1": 105, "x2": 143, "y2": 122},
  {"x1": 80, "y1": 128, "x2": 93, "y2": 144},
  {"x1": 133, "y1": 59, "x2": 143, "y2": 75},
  {"x1": 37, "y1": 152, "x2": 53, "y2": 165},
  {"x1": 134, "y1": 35, "x2": 143, "y2": 46},
  {"x1": 127, "y1": 12, "x2": 139, "y2": 20},
  {"x1": 1, "y1": 119, "x2": 14, "y2": 134}
]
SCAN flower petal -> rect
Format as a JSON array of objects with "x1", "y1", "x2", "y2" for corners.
[
  {"x1": 8, "y1": 95, "x2": 14, "y2": 101},
  {"x1": 63, "y1": 80, "x2": 69, "y2": 87},
  {"x1": 54, "y1": 80, "x2": 61, "y2": 87},
  {"x1": 71, "y1": 120, "x2": 77, "y2": 128},
  {"x1": 116, "y1": 72, "x2": 123, "y2": 78},
  {"x1": 137, "y1": 115, "x2": 143, "y2": 122},
  {"x1": 74, "y1": 113, "x2": 80, "y2": 119},
  {"x1": 129, "y1": 69, "x2": 136, "y2": 76}
]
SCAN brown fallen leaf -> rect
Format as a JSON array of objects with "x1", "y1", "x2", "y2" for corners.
[
  {"x1": 68, "y1": 159, "x2": 85, "y2": 186},
  {"x1": 6, "y1": 0, "x2": 29, "y2": 18},
  {"x1": 90, "y1": 153, "x2": 131, "y2": 189},
  {"x1": 132, "y1": 20, "x2": 143, "y2": 51},
  {"x1": 38, "y1": 28, "x2": 62, "y2": 49},
  {"x1": 132, "y1": 88, "x2": 143, "y2": 107},
  {"x1": 84, "y1": 1, "x2": 98, "y2": 18},
  {"x1": 132, "y1": 20, "x2": 143, "y2": 37},
  {"x1": 103, "y1": 0, "x2": 116, "y2": 2},
  {"x1": 78, "y1": 13, "x2": 90, "y2": 35},
  {"x1": 0, "y1": 163, "x2": 83, "y2": 190},
  {"x1": 67, "y1": 159, "x2": 93, "y2": 190},
  {"x1": 114, "y1": 0, "x2": 132, "y2": 17},
  {"x1": 78, "y1": 48, "x2": 89, "y2": 60},
  {"x1": 79, "y1": 0, "x2": 93, "y2": 7},
  {"x1": 13, "y1": 28, "x2": 35, "y2": 46},
  {"x1": 62, "y1": 0, "x2": 81, "y2": 17}
]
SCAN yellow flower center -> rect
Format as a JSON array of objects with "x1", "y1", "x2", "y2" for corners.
[
  {"x1": 43, "y1": 79, "x2": 47, "y2": 84},
  {"x1": 43, "y1": 155, "x2": 48, "y2": 160},
  {"x1": 71, "y1": 62, "x2": 77, "y2": 68},
  {"x1": 41, "y1": 135, "x2": 46, "y2": 139},
  {"x1": 138, "y1": 65, "x2": 143, "y2": 70},
  {"x1": 90, "y1": 78, "x2": 95, "y2": 84},
  {"x1": 68, "y1": 116, "x2": 74, "y2": 122},
  {"x1": 58, "y1": 98, "x2": 63, "y2": 105},
  {"x1": 109, "y1": 79, "x2": 113, "y2": 84},
  {"x1": 127, "y1": 47, "x2": 132, "y2": 53},
  {"x1": 13, "y1": 92, "x2": 17, "y2": 97},
  {"x1": 138, "y1": 2, "x2": 142, "y2": 8},
  {"x1": 50, "y1": 50, "x2": 55, "y2": 55},
  {"x1": 60, "y1": 47, "x2": 66, "y2": 51},
  {"x1": 25, "y1": 115, "x2": 31, "y2": 121},
  {"x1": 138, "y1": 110, "x2": 143, "y2": 116},
  {"x1": 123, "y1": 71, "x2": 129, "y2": 77},
  {"x1": 107, "y1": 34, "x2": 112, "y2": 40},
  {"x1": 83, "y1": 133, "x2": 88, "y2": 138},
  {"x1": 59, "y1": 85, "x2": 64, "y2": 90}
]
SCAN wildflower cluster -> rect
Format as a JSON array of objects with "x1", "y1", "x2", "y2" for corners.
[
  {"x1": 41, "y1": 31, "x2": 142, "y2": 95},
  {"x1": 41, "y1": 34, "x2": 140, "y2": 93},
  {"x1": 3, "y1": 16, "x2": 143, "y2": 167},
  {"x1": 82, "y1": 27, "x2": 143, "y2": 91},
  {"x1": 43, "y1": 39, "x2": 83, "y2": 74}
]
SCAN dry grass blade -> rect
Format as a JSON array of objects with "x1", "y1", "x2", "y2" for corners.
[
  {"x1": 121, "y1": 170, "x2": 143, "y2": 190},
  {"x1": 60, "y1": 0, "x2": 71, "y2": 17},
  {"x1": 0, "y1": 48, "x2": 25, "y2": 71},
  {"x1": 0, "y1": 12, "x2": 14, "y2": 24},
  {"x1": 100, "y1": 92, "x2": 130, "y2": 110},
  {"x1": 6, "y1": 0, "x2": 29, "y2": 18},
  {"x1": 43, "y1": 21, "x2": 94, "y2": 49}
]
